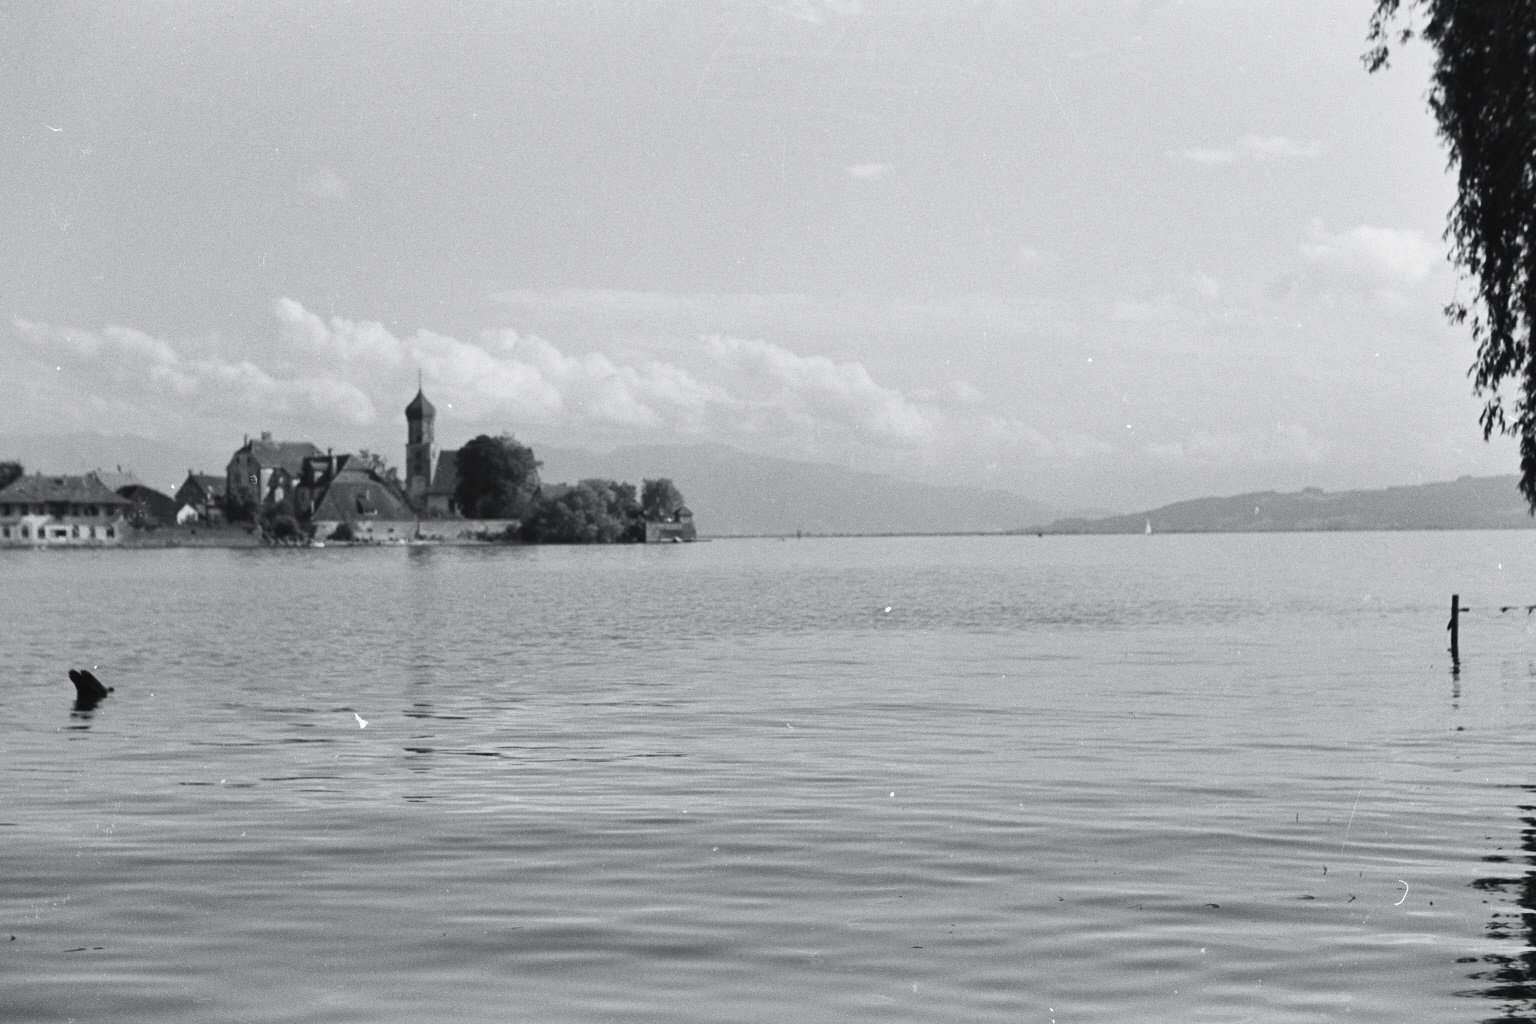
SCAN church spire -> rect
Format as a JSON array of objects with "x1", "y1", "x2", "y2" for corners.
[{"x1": 405, "y1": 382, "x2": 436, "y2": 505}]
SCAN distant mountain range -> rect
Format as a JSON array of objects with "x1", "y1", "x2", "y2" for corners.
[
  {"x1": 1040, "y1": 475, "x2": 1536, "y2": 534},
  {"x1": 12, "y1": 431, "x2": 1528, "y2": 536},
  {"x1": 533, "y1": 442, "x2": 1057, "y2": 536},
  {"x1": 0, "y1": 432, "x2": 1056, "y2": 536}
]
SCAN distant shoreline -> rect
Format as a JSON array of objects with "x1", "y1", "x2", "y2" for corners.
[{"x1": 10, "y1": 524, "x2": 1536, "y2": 551}]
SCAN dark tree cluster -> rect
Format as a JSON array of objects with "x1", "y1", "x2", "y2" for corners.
[
  {"x1": 221, "y1": 490, "x2": 258, "y2": 523},
  {"x1": 641, "y1": 477, "x2": 686, "y2": 521},
  {"x1": 454, "y1": 434, "x2": 541, "y2": 519},
  {"x1": 1367, "y1": 2, "x2": 1536, "y2": 507},
  {"x1": 519, "y1": 478, "x2": 645, "y2": 544},
  {"x1": 446, "y1": 435, "x2": 685, "y2": 543}
]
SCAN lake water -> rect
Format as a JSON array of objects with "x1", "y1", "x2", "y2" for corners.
[{"x1": 6, "y1": 532, "x2": 1536, "y2": 1022}]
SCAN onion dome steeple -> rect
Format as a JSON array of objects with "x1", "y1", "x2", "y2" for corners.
[{"x1": 405, "y1": 387, "x2": 435, "y2": 420}]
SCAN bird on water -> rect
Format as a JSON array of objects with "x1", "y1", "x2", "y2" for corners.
[{"x1": 67, "y1": 668, "x2": 113, "y2": 709}]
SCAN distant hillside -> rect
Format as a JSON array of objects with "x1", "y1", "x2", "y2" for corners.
[
  {"x1": 1040, "y1": 475, "x2": 1536, "y2": 534},
  {"x1": 0, "y1": 433, "x2": 1056, "y2": 536},
  {"x1": 533, "y1": 442, "x2": 1056, "y2": 536}
]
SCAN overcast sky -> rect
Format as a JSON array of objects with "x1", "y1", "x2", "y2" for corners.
[{"x1": 0, "y1": 1, "x2": 1510, "y2": 510}]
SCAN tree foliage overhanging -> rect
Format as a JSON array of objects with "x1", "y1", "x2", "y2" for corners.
[{"x1": 1367, "y1": 2, "x2": 1536, "y2": 508}]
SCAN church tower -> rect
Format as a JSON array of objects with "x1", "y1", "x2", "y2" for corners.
[{"x1": 405, "y1": 386, "x2": 436, "y2": 505}]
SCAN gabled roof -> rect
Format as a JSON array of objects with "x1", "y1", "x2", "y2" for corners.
[
  {"x1": 428, "y1": 449, "x2": 458, "y2": 496},
  {"x1": 0, "y1": 473, "x2": 131, "y2": 506},
  {"x1": 177, "y1": 472, "x2": 226, "y2": 500},
  {"x1": 311, "y1": 469, "x2": 415, "y2": 522},
  {"x1": 231, "y1": 439, "x2": 324, "y2": 476},
  {"x1": 298, "y1": 452, "x2": 353, "y2": 488},
  {"x1": 89, "y1": 468, "x2": 143, "y2": 492}
]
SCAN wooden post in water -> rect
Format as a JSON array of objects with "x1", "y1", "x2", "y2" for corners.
[{"x1": 1449, "y1": 593, "x2": 1460, "y2": 664}]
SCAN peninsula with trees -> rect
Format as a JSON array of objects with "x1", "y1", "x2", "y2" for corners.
[{"x1": 0, "y1": 387, "x2": 695, "y2": 547}]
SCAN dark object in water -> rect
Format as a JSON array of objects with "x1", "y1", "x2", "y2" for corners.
[{"x1": 68, "y1": 669, "x2": 113, "y2": 709}]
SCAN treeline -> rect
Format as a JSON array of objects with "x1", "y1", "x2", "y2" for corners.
[{"x1": 454, "y1": 434, "x2": 687, "y2": 544}]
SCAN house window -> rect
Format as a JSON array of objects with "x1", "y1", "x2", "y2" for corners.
[
  {"x1": 72, "y1": 525, "x2": 80, "y2": 539},
  {"x1": 105, "y1": 526, "x2": 115, "y2": 539},
  {"x1": 0, "y1": 504, "x2": 9, "y2": 515}
]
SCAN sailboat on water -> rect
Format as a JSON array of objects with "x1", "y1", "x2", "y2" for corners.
[{"x1": 1144, "y1": 518, "x2": 1153, "y2": 535}]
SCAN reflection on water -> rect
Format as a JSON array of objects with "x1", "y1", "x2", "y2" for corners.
[{"x1": 1469, "y1": 789, "x2": 1536, "y2": 1023}]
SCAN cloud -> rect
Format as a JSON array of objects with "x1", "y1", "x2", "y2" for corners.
[
  {"x1": 306, "y1": 166, "x2": 350, "y2": 201},
  {"x1": 1172, "y1": 134, "x2": 1323, "y2": 166},
  {"x1": 275, "y1": 298, "x2": 406, "y2": 364},
  {"x1": 703, "y1": 334, "x2": 937, "y2": 445},
  {"x1": 1300, "y1": 221, "x2": 1443, "y2": 286},
  {"x1": 945, "y1": 379, "x2": 985, "y2": 405},
  {"x1": 1174, "y1": 147, "x2": 1239, "y2": 166},
  {"x1": 275, "y1": 300, "x2": 938, "y2": 450},
  {"x1": 1014, "y1": 245, "x2": 1050, "y2": 272},
  {"x1": 771, "y1": 0, "x2": 862, "y2": 25},
  {"x1": 487, "y1": 288, "x2": 1073, "y2": 346},
  {"x1": 1238, "y1": 135, "x2": 1323, "y2": 160},
  {"x1": 10, "y1": 300, "x2": 1059, "y2": 499},
  {"x1": 1145, "y1": 423, "x2": 1332, "y2": 465},
  {"x1": 11, "y1": 317, "x2": 377, "y2": 426},
  {"x1": 846, "y1": 162, "x2": 893, "y2": 180}
]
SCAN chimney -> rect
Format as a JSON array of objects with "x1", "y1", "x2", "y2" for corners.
[{"x1": 261, "y1": 431, "x2": 272, "y2": 442}]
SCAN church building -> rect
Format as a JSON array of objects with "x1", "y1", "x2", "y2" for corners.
[
  {"x1": 404, "y1": 386, "x2": 435, "y2": 507},
  {"x1": 405, "y1": 385, "x2": 461, "y2": 517}
]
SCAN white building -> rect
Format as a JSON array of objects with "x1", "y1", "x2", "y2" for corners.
[{"x1": 0, "y1": 474, "x2": 132, "y2": 546}]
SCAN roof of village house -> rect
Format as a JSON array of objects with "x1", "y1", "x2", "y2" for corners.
[
  {"x1": 89, "y1": 468, "x2": 143, "y2": 492},
  {"x1": 178, "y1": 472, "x2": 225, "y2": 498},
  {"x1": 428, "y1": 449, "x2": 458, "y2": 496},
  {"x1": 231, "y1": 438, "x2": 324, "y2": 476},
  {"x1": 298, "y1": 451, "x2": 354, "y2": 487},
  {"x1": 311, "y1": 469, "x2": 415, "y2": 522},
  {"x1": 0, "y1": 473, "x2": 131, "y2": 506}
]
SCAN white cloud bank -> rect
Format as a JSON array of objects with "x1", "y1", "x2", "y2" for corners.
[
  {"x1": 273, "y1": 298, "x2": 939, "y2": 449},
  {"x1": 8, "y1": 300, "x2": 988, "y2": 472},
  {"x1": 12, "y1": 315, "x2": 376, "y2": 426},
  {"x1": 1299, "y1": 221, "x2": 1443, "y2": 286}
]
